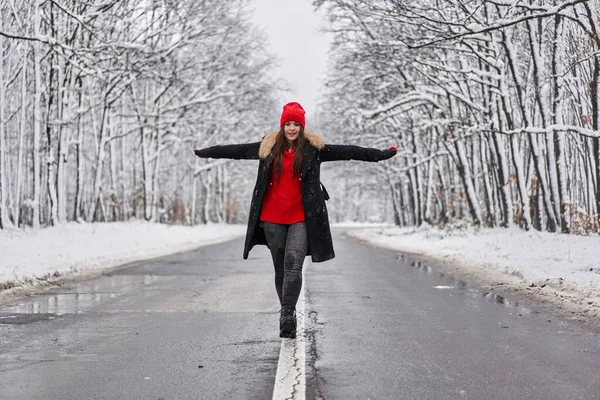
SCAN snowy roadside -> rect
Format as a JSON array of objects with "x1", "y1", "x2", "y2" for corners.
[
  {"x1": 346, "y1": 225, "x2": 600, "y2": 327},
  {"x1": 0, "y1": 221, "x2": 246, "y2": 304}
]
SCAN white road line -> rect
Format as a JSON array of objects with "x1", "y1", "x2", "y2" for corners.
[{"x1": 272, "y1": 261, "x2": 307, "y2": 400}]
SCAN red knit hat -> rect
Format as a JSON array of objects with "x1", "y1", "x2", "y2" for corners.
[{"x1": 280, "y1": 102, "x2": 306, "y2": 128}]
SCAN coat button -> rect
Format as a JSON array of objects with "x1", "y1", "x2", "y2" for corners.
[{"x1": 306, "y1": 211, "x2": 312, "y2": 218}]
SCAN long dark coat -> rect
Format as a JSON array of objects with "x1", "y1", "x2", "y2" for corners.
[{"x1": 194, "y1": 132, "x2": 396, "y2": 263}]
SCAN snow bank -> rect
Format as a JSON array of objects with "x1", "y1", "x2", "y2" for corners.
[{"x1": 0, "y1": 221, "x2": 245, "y2": 299}]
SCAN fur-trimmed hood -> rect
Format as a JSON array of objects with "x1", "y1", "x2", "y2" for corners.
[{"x1": 258, "y1": 131, "x2": 325, "y2": 159}]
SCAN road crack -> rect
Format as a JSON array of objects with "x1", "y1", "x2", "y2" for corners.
[
  {"x1": 286, "y1": 342, "x2": 303, "y2": 400},
  {"x1": 305, "y1": 305, "x2": 326, "y2": 399}
]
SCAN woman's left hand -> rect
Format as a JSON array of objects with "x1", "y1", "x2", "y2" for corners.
[{"x1": 389, "y1": 144, "x2": 398, "y2": 152}]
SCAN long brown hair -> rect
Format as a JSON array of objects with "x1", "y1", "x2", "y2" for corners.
[{"x1": 266, "y1": 125, "x2": 306, "y2": 178}]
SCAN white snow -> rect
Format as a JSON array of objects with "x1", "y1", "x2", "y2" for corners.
[
  {"x1": 346, "y1": 224, "x2": 600, "y2": 325},
  {"x1": 0, "y1": 221, "x2": 245, "y2": 302},
  {"x1": 1, "y1": 221, "x2": 599, "y2": 326}
]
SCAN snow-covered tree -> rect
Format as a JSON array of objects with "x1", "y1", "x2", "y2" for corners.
[
  {"x1": 0, "y1": 0, "x2": 279, "y2": 228},
  {"x1": 317, "y1": 0, "x2": 600, "y2": 234}
]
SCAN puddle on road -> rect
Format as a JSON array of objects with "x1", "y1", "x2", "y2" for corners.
[
  {"x1": 398, "y1": 254, "x2": 533, "y2": 315},
  {"x1": 0, "y1": 274, "x2": 173, "y2": 316},
  {"x1": 0, "y1": 313, "x2": 57, "y2": 324}
]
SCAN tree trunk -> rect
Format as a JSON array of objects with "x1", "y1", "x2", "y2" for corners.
[
  {"x1": 74, "y1": 75, "x2": 84, "y2": 221},
  {"x1": 45, "y1": 49, "x2": 59, "y2": 226},
  {"x1": 32, "y1": 0, "x2": 42, "y2": 228},
  {"x1": 407, "y1": 170, "x2": 418, "y2": 225},
  {"x1": 0, "y1": 14, "x2": 7, "y2": 228},
  {"x1": 191, "y1": 159, "x2": 198, "y2": 224},
  {"x1": 140, "y1": 126, "x2": 151, "y2": 221},
  {"x1": 423, "y1": 159, "x2": 434, "y2": 224},
  {"x1": 490, "y1": 131, "x2": 512, "y2": 227},
  {"x1": 202, "y1": 171, "x2": 212, "y2": 223},
  {"x1": 56, "y1": 55, "x2": 67, "y2": 223},
  {"x1": 88, "y1": 104, "x2": 108, "y2": 222},
  {"x1": 215, "y1": 165, "x2": 223, "y2": 223},
  {"x1": 480, "y1": 136, "x2": 495, "y2": 227},
  {"x1": 109, "y1": 131, "x2": 118, "y2": 222},
  {"x1": 409, "y1": 129, "x2": 423, "y2": 226},
  {"x1": 150, "y1": 137, "x2": 161, "y2": 223},
  {"x1": 120, "y1": 99, "x2": 127, "y2": 221},
  {"x1": 14, "y1": 53, "x2": 27, "y2": 226},
  {"x1": 388, "y1": 177, "x2": 402, "y2": 226},
  {"x1": 435, "y1": 159, "x2": 449, "y2": 225},
  {"x1": 589, "y1": 29, "x2": 600, "y2": 230},
  {"x1": 549, "y1": 16, "x2": 570, "y2": 233}
]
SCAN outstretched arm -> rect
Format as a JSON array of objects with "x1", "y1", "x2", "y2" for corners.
[
  {"x1": 194, "y1": 142, "x2": 261, "y2": 160},
  {"x1": 320, "y1": 144, "x2": 398, "y2": 162}
]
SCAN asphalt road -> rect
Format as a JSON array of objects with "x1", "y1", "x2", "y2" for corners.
[{"x1": 1, "y1": 230, "x2": 599, "y2": 400}]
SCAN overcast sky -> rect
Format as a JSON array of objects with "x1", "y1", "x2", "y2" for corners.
[{"x1": 250, "y1": 0, "x2": 332, "y2": 116}]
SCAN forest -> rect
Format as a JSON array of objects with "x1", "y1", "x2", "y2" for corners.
[
  {"x1": 318, "y1": 0, "x2": 600, "y2": 234},
  {"x1": 0, "y1": 0, "x2": 279, "y2": 228},
  {"x1": 0, "y1": 0, "x2": 599, "y2": 236}
]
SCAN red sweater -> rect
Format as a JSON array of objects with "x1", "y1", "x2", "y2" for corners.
[{"x1": 260, "y1": 149, "x2": 305, "y2": 224}]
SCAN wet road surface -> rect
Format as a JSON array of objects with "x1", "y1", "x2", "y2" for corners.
[
  {"x1": 0, "y1": 241, "x2": 281, "y2": 400},
  {"x1": 1, "y1": 229, "x2": 599, "y2": 399},
  {"x1": 304, "y1": 232, "x2": 600, "y2": 399}
]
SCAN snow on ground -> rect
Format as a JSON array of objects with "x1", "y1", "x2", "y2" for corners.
[
  {"x1": 1, "y1": 221, "x2": 599, "y2": 327},
  {"x1": 346, "y1": 224, "x2": 600, "y2": 327},
  {"x1": 0, "y1": 221, "x2": 246, "y2": 304}
]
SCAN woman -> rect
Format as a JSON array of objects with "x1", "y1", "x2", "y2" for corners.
[{"x1": 194, "y1": 102, "x2": 397, "y2": 338}]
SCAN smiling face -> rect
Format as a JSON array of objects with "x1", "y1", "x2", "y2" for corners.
[{"x1": 283, "y1": 121, "x2": 302, "y2": 145}]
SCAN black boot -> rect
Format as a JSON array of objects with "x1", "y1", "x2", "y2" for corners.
[{"x1": 279, "y1": 305, "x2": 297, "y2": 339}]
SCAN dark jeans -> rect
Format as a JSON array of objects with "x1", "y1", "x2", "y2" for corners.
[{"x1": 260, "y1": 221, "x2": 308, "y2": 308}]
